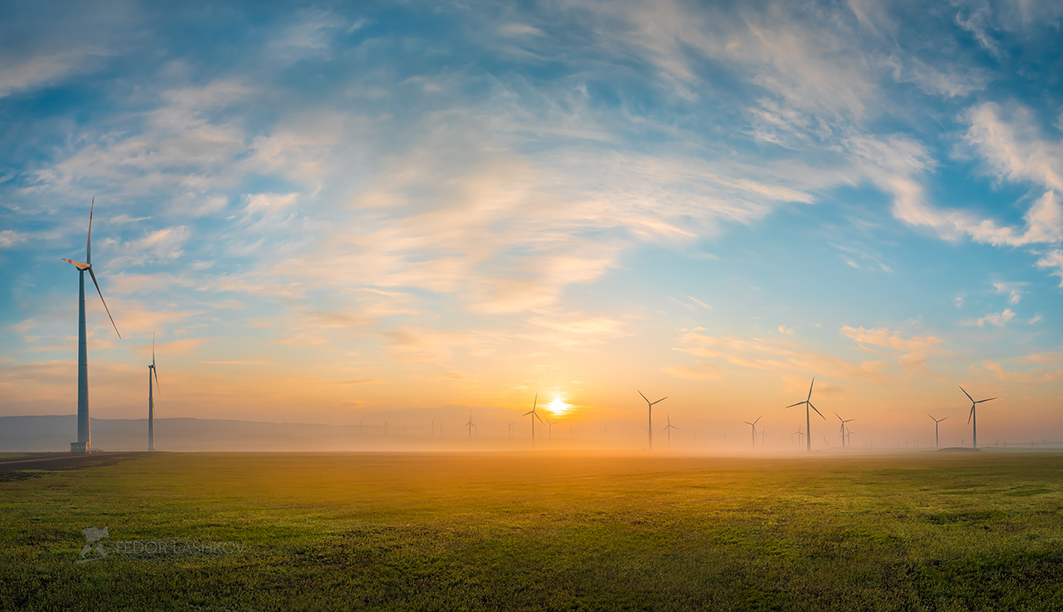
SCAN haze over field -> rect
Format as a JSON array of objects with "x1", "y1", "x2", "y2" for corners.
[{"x1": 1, "y1": 0, "x2": 1061, "y2": 449}]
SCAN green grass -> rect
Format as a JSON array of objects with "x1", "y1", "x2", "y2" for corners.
[{"x1": 2, "y1": 451, "x2": 1062, "y2": 611}]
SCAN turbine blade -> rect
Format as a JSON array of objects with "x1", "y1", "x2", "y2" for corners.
[
  {"x1": 652, "y1": 397, "x2": 668, "y2": 405},
  {"x1": 959, "y1": 386, "x2": 974, "y2": 402},
  {"x1": 152, "y1": 333, "x2": 156, "y2": 368},
  {"x1": 523, "y1": 410, "x2": 533, "y2": 416},
  {"x1": 62, "y1": 258, "x2": 92, "y2": 271},
  {"x1": 86, "y1": 197, "x2": 94, "y2": 265},
  {"x1": 808, "y1": 402, "x2": 825, "y2": 419},
  {"x1": 638, "y1": 390, "x2": 649, "y2": 403},
  {"x1": 807, "y1": 378, "x2": 815, "y2": 401},
  {"x1": 533, "y1": 393, "x2": 538, "y2": 410},
  {"x1": 968, "y1": 406, "x2": 974, "y2": 424},
  {"x1": 153, "y1": 367, "x2": 161, "y2": 395},
  {"x1": 785, "y1": 401, "x2": 805, "y2": 408},
  {"x1": 88, "y1": 268, "x2": 121, "y2": 338},
  {"x1": 835, "y1": 412, "x2": 842, "y2": 422},
  {"x1": 927, "y1": 414, "x2": 935, "y2": 421},
  {"x1": 975, "y1": 397, "x2": 997, "y2": 403},
  {"x1": 753, "y1": 416, "x2": 761, "y2": 425}
]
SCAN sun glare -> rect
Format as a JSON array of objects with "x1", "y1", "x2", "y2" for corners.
[{"x1": 547, "y1": 397, "x2": 570, "y2": 416}]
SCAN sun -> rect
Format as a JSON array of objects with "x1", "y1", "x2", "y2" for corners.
[{"x1": 547, "y1": 397, "x2": 570, "y2": 416}]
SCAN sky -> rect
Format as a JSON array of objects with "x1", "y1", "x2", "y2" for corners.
[{"x1": 1, "y1": 0, "x2": 1061, "y2": 449}]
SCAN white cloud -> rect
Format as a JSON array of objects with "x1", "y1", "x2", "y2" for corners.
[
  {"x1": 0, "y1": 230, "x2": 26, "y2": 248},
  {"x1": 959, "y1": 309, "x2": 1016, "y2": 327},
  {"x1": 1036, "y1": 250, "x2": 1063, "y2": 287},
  {"x1": 993, "y1": 281, "x2": 1025, "y2": 304}
]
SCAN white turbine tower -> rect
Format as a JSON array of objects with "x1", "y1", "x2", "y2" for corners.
[
  {"x1": 638, "y1": 390, "x2": 668, "y2": 450},
  {"x1": 662, "y1": 414, "x2": 678, "y2": 446},
  {"x1": 524, "y1": 394, "x2": 545, "y2": 447},
  {"x1": 62, "y1": 199, "x2": 121, "y2": 453},
  {"x1": 743, "y1": 416, "x2": 761, "y2": 448},
  {"x1": 928, "y1": 414, "x2": 947, "y2": 449},
  {"x1": 960, "y1": 386, "x2": 996, "y2": 449},
  {"x1": 465, "y1": 412, "x2": 477, "y2": 440},
  {"x1": 147, "y1": 334, "x2": 161, "y2": 451},
  {"x1": 786, "y1": 378, "x2": 825, "y2": 453}
]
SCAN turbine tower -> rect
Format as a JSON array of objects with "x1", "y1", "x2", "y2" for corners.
[
  {"x1": 147, "y1": 334, "x2": 161, "y2": 451},
  {"x1": 835, "y1": 412, "x2": 854, "y2": 449},
  {"x1": 960, "y1": 386, "x2": 996, "y2": 448},
  {"x1": 928, "y1": 414, "x2": 947, "y2": 448},
  {"x1": 638, "y1": 390, "x2": 668, "y2": 450},
  {"x1": 62, "y1": 199, "x2": 121, "y2": 453},
  {"x1": 465, "y1": 412, "x2": 477, "y2": 439},
  {"x1": 524, "y1": 394, "x2": 545, "y2": 447},
  {"x1": 786, "y1": 378, "x2": 825, "y2": 452},
  {"x1": 742, "y1": 416, "x2": 761, "y2": 448},
  {"x1": 663, "y1": 414, "x2": 678, "y2": 446}
]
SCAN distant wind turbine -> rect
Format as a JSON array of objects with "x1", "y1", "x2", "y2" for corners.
[
  {"x1": 787, "y1": 378, "x2": 826, "y2": 452},
  {"x1": 662, "y1": 414, "x2": 678, "y2": 445},
  {"x1": 793, "y1": 426, "x2": 805, "y2": 447},
  {"x1": 959, "y1": 386, "x2": 996, "y2": 449},
  {"x1": 638, "y1": 391, "x2": 668, "y2": 450},
  {"x1": 742, "y1": 416, "x2": 761, "y2": 448},
  {"x1": 384, "y1": 419, "x2": 389, "y2": 437},
  {"x1": 147, "y1": 334, "x2": 161, "y2": 451},
  {"x1": 465, "y1": 412, "x2": 477, "y2": 439},
  {"x1": 835, "y1": 412, "x2": 854, "y2": 448},
  {"x1": 547, "y1": 418, "x2": 555, "y2": 439},
  {"x1": 524, "y1": 394, "x2": 545, "y2": 446},
  {"x1": 506, "y1": 420, "x2": 515, "y2": 438},
  {"x1": 928, "y1": 414, "x2": 947, "y2": 448},
  {"x1": 62, "y1": 198, "x2": 121, "y2": 453}
]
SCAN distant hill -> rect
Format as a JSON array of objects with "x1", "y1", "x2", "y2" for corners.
[{"x1": 0, "y1": 415, "x2": 362, "y2": 452}]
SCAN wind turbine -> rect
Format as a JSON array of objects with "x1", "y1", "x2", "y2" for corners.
[
  {"x1": 384, "y1": 419, "x2": 389, "y2": 436},
  {"x1": 523, "y1": 394, "x2": 545, "y2": 446},
  {"x1": 638, "y1": 391, "x2": 668, "y2": 450},
  {"x1": 547, "y1": 418, "x2": 555, "y2": 439},
  {"x1": 147, "y1": 334, "x2": 161, "y2": 451},
  {"x1": 62, "y1": 199, "x2": 121, "y2": 453},
  {"x1": 928, "y1": 414, "x2": 947, "y2": 448},
  {"x1": 787, "y1": 378, "x2": 825, "y2": 452},
  {"x1": 506, "y1": 420, "x2": 515, "y2": 438},
  {"x1": 835, "y1": 412, "x2": 854, "y2": 448},
  {"x1": 960, "y1": 386, "x2": 996, "y2": 449},
  {"x1": 742, "y1": 416, "x2": 761, "y2": 448},
  {"x1": 793, "y1": 426, "x2": 805, "y2": 447},
  {"x1": 662, "y1": 414, "x2": 678, "y2": 445},
  {"x1": 465, "y1": 412, "x2": 477, "y2": 439},
  {"x1": 431, "y1": 418, "x2": 436, "y2": 437}
]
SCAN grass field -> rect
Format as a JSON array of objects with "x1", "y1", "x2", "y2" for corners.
[{"x1": 2, "y1": 450, "x2": 1062, "y2": 611}]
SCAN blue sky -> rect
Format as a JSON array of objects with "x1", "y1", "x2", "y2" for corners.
[{"x1": 1, "y1": 0, "x2": 1061, "y2": 445}]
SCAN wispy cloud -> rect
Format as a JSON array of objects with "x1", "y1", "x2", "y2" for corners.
[{"x1": 960, "y1": 309, "x2": 1016, "y2": 327}]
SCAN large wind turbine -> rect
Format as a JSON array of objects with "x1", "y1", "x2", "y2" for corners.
[
  {"x1": 663, "y1": 414, "x2": 678, "y2": 446},
  {"x1": 742, "y1": 416, "x2": 761, "y2": 448},
  {"x1": 638, "y1": 391, "x2": 668, "y2": 450},
  {"x1": 787, "y1": 378, "x2": 825, "y2": 452},
  {"x1": 524, "y1": 394, "x2": 545, "y2": 446},
  {"x1": 62, "y1": 199, "x2": 121, "y2": 453},
  {"x1": 147, "y1": 334, "x2": 161, "y2": 451},
  {"x1": 960, "y1": 386, "x2": 996, "y2": 448},
  {"x1": 928, "y1": 414, "x2": 947, "y2": 448},
  {"x1": 835, "y1": 412, "x2": 854, "y2": 448}
]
